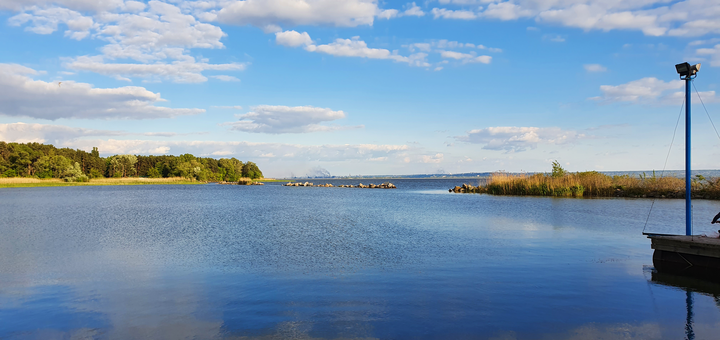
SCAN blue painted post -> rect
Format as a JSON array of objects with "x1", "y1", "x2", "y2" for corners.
[{"x1": 686, "y1": 78, "x2": 692, "y2": 236}]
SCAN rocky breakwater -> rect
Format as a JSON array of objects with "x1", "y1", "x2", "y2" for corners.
[
  {"x1": 449, "y1": 183, "x2": 482, "y2": 193},
  {"x1": 284, "y1": 182, "x2": 397, "y2": 189},
  {"x1": 219, "y1": 179, "x2": 264, "y2": 185}
]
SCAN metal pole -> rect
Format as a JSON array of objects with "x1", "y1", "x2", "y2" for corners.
[{"x1": 686, "y1": 78, "x2": 692, "y2": 236}]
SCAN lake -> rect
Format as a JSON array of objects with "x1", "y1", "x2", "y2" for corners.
[{"x1": 2, "y1": 179, "x2": 720, "y2": 339}]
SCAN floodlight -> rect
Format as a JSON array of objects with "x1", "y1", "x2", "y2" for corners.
[
  {"x1": 676, "y1": 62, "x2": 690, "y2": 76},
  {"x1": 691, "y1": 63, "x2": 701, "y2": 74},
  {"x1": 675, "y1": 62, "x2": 701, "y2": 79}
]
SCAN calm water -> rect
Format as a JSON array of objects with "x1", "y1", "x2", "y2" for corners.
[{"x1": 2, "y1": 179, "x2": 720, "y2": 339}]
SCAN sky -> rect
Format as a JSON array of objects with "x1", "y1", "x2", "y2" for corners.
[{"x1": 1, "y1": 0, "x2": 720, "y2": 178}]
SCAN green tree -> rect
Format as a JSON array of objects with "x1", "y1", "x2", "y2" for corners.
[
  {"x1": 242, "y1": 161, "x2": 263, "y2": 179},
  {"x1": 551, "y1": 160, "x2": 567, "y2": 178},
  {"x1": 62, "y1": 162, "x2": 89, "y2": 182},
  {"x1": 146, "y1": 167, "x2": 161, "y2": 178},
  {"x1": 108, "y1": 155, "x2": 138, "y2": 177}
]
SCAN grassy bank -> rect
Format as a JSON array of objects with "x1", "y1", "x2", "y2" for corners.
[
  {"x1": 455, "y1": 171, "x2": 720, "y2": 199},
  {"x1": 0, "y1": 177, "x2": 201, "y2": 188}
]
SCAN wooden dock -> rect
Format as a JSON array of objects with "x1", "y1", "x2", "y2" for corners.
[{"x1": 647, "y1": 234, "x2": 720, "y2": 280}]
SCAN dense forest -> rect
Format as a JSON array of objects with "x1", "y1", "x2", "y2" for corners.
[{"x1": 0, "y1": 142, "x2": 263, "y2": 182}]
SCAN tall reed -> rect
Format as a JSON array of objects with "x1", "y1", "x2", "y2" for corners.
[{"x1": 481, "y1": 171, "x2": 702, "y2": 198}]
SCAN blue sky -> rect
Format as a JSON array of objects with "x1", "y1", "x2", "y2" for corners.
[{"x1": 1, "y1": 0, "x2": 719, "y2": 178}]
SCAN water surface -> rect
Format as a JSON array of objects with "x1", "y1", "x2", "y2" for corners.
[{"x1": 2, "y1": 179, "x2": 720, "y2": 339}]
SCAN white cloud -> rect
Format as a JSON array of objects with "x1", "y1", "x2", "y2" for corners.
[
  {"x1": 426, "y1": 1, "x2": 720, "y2": 37},
  {"x1": 406, "y1": 39, "x2": 501, "y2": 56},
  {"x1": 65, "y1": 56, "x2": 245, "y2": 83},
  {"x1": 0, "y1": 63, "x2": 203, "y2": 119},
  {"x1": 431, "y1": 8, "x2": 478, "y2": 20},
  {"x1": 662, "y1": 90, "x2": 720, "y2": 104},
  {"x1": 377, "y1": 9, "x2": 399, "y2": 19},
  {"x1": 584, "y1": 64, "x2": 607, "y2": 72},
  {"x1": 0, "y1": 122, "x2": 198, "y2": 143},
  {"x1": 697, "y1": 44, "x2": 720, "y2": 67},
  {"x1": 592, "y1": 77, "x2": 683, "y2": 103},
  {"x1": 215, "y1": 0, "x2": 378, "y2": 28},
  {"x1": 0, "y1": 122, "x2": 123, "y2": 144},
  {"x1": 210, "y1": 75, "x2": 240, "y2": 82},
  {"x1": 482, "y1": 2, "x2": 532, "y2": 21},
  {"x1": 277, "y1": 32, "x2": 432, "y2": 67},
  {"x1": 456, "y1": 126, "x2": 585, "y2": 152},
  {"x1": 8, "y1": 6, "x2": 95, "y2": 39},
  {"x1": 592, "y1": 77, "x2": 718, "y2": 105},
  {"x1": 9, "y1": 1, "x2": 243, "y2": 83},
  {"x1": 275, "y1": 30, "x2": 313, "y2": 47},
  {"x1": 225, "y1": 105, "x2": 362, "y2": 134},
  {"x1": 0, "y1": 0, "x2": 124, "y2": 12},
  {"x1": 403, "y1": 2, "x2": 425, "y2": 17},
  {"x1": 439, "y1": 50, "x2": 472, "y2": 60},
  {"x1": 440, "y1": 50, "x2": 492, "y2": 63},
  {"x1": 422, "y1": 153, "x2": 444, "y2": 163}
]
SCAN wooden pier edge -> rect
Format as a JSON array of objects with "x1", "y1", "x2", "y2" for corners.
[{"x1": 647, "y1": 234, "x2": 720, "y2": 280}]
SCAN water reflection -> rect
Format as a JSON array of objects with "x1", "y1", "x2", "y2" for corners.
[
  {"x1": 649, "y1": 268, "x2": 720, "y2": 340},
  {"x1": 3, "y1": 183, "x2": 720, "y2": 338}
]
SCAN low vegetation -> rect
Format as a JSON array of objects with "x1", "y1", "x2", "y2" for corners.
[{"x1": 454, "y1": 161, "x2": 720, "y2": 199}]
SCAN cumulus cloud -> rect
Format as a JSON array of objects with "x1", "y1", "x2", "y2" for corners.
[
  {"x1": 426, "y1": 1, "x2": 720, "y2": 37},
  {"x1": 422, "y1": 153, "x2": 444, "y2": 163},
  {"x1": 9, "y1": 1, "x2": 244, "y2": 83},
  {"x1": 8, "y1": 6, "x2": 95, "y2": 39},
  {"x1": 0, "y1": 63, "x2": 203, "y2": 119},
  {"x1": 0, "y1": 122, "x2": 201, "y2": 144},
  {"x1": 224, "y1": 105, "x2": 362, "y2": 134},
  {"x1": 275, "y1": 30, "x2": 313, "y2": 47},
  {"x1": 403, "y1": 2, "x2": 425, "y2": 17},
  {"x1": 215, "y1": 0, "x2": 378, "y2": 28},
  {"x1": 456, "y1": 126, "x2": 585, "y2": 152},
  {"x1": 591, "y1": 77, "x2": 682, "y2": 103},
  {"x1": 276, "y1": 31, "x2": 431, "y2": 67},
  {"x1": 65, "y1": 56, "x2": 245, "y2": 83},
  {"x1": 584, "y1": 64, "x2": 607, "y2": 72},
  {"x1": 377, "y1": 9, "x2": 399, "y2": 19},
  {"x1": 440, "y1": 50, "x2": 492, "y2": 64},
  {"x1": 696, "y1": 44, "x2": 720, "y2": 67},
  {"x1": 0, "y1": 122, "x2": 122, "y2": 144},
  {"x1": 431, "y1": 8, "x2": 477, "y2": 20},
  {"x1": 591, "y1": 77, "x2": 719, "y2": 105},
  {"x1": 0, "y1": 0, "x2": 124, "y2": 12}
]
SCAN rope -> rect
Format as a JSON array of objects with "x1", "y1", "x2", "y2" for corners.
[
  {"x1": 643, "y1": 97, "x2": 685, "y2": 233},
  {"x1": 692, "y1": 81, "x2": 720, "y2": 142}
]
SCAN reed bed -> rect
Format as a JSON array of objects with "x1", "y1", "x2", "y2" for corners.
[
  {"x1": 464, "y1": 171, "x2": 720, "y2": 199},
  {"x1": 0, "y1": 177, "x2": 200, "y2": 188}
]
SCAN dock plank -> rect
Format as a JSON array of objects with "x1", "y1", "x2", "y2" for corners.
[{"x1": 648, "y1": 235, "x2": 720, "y2": 259}]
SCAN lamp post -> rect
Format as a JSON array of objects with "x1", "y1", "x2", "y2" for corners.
[{"x1": 675, "y1": 62, "x2": 701, "y2": 236}]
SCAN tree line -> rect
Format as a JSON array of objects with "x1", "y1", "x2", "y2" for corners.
[{"x1": 0, "y1": 142, "x2": 263, "y2": 182}]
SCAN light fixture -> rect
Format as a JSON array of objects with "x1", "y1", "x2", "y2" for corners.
[{"x1": 675, "y1": 62, "x2": 701, "y2": 79}]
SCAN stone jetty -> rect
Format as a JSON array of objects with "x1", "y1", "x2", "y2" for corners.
[
  {"x1": 284, "y1": 182, "x2": 396, "y2": 189},
  {"x1": 449, "y1": 183, "x2": 481, "y2": 193},
  {"x1": 218, "y1": 180, "x2": 264, "y2": 185}
]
